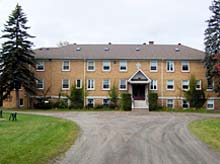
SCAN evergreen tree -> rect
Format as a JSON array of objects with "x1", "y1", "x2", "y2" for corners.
[
  {"x1": 204, "y1": 0, "x2": 220, "y2": 93},
  {"x1": 109, "y1": 84, "x2": 118, "y2": 109},
  {"x1": 0, "y1": 4, "x2": 36, "y2": 108},
  {"x1": 67, "y1": 84, "x2": 84, "y2": 109}
]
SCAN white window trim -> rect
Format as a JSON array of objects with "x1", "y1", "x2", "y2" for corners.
[
  {"x1": 150, "y1": 80, "x2": 158, "y2": 90},
  {"x1": 62, "y1": 60, "x2": 70, "y2": 71},
  {"x1": 166, "y1": 99, "x2": 174, "y2": 108},
  {"x1": 207, "y1": 99, "x2": 215, "y2": 110},
  {"x1": 119, "y1": 60, "x2": 127, "y2": 72},
  {"x1": 62, "y1": 79, "x2": 70, "y2": 90},
  {"x1": 102, "y1": 80, "x2": 111, "y2": 90},
  {"x1": 75, "y1": 79, "x2": 82, "y2": 89},
  {"x1": 102, "y1": 60, "x2": 111, "y2": 72},
  {"x1": 87, "y1": 98, "x2": 95, "y2": 106},
  {"x1": 166, "y1": 61, "x2": 175, "y2": 72},
  {"x1": 166, "y1": 80, "x2": 175, "y2": 91},
  {"x1": 150, "y1": 60, "x2": 158, "y2": 72},
  {"x1": 87, "y1": 79, "x2": 95, "y2": 90},
  {"x1": 182, "y1": 80, "x2": 189, "y2": 91},
  {"x1": 196, "y1": 80, "x2": 202, "y2": 90},
  {"x1": 207, "y1": 80, "x2": 214, "y2": 91},
  {"x1": 19, "y1": 98, "x2": 24, "y2": 107},
  {"x1": 36, "y1": 79, "x2": 44, "y2": 90},
  {"x1": 87, "y1": 60, "x2": 95, "y2": 72},
  {"x1": 36, "y1": 61, "x2": 45, "y2": 71},
  {"x1": 119, "y1": 80, "x2": 127, "y2": 90},
  {"x1": 102, "y1": 98, "x2": 110, "y2": 105},
  {"x1": 181, "y1": 61, "x2": 190, "y2": 72}
]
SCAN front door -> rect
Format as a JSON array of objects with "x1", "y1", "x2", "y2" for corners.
[{"x1": 132, "y1": 84, "x2": 145, "y2": 100}]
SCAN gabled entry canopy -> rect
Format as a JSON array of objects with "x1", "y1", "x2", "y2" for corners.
[{"x1": 128, "y1": 69, "x2": 151, "y2": 84}]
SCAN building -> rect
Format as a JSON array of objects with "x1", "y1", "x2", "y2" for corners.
[{"x1": 3, "y1": 42, "x2": 220, "y2": 110}]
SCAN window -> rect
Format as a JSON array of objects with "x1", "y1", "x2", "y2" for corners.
[
  {"x1": 167, "y1": 99, "x2": 174, "y2": 108},
  {"x1": 87, "y1": 98, "x2": 94, "y2": 108},
  {"x1": 150, "y1": 80, "x2": 157, "y2": 90},
  {"x1": 181, "y1": 61, "x2": 190, "y2": 72},
  {"x1": 20, "y1": 99, "x2": 24, "y2": 107},
  {"x1": 207, "y1": 79, "x2": 214, "y2": 90},
  {"x1": 87, "y1": 79, "x2": 95, "y2": 90},
  {"x1": 119, "y1": 60, "x2": 127, "y2": 71},
  {"x1": 62, "y1": 79, "x2": 70, "y2": 90},
  {"x1": 36, "y1": 79, "x2": 44, "y2": 89},
  {"x1": 103, "y1": 60, "x2": 111, "y2": 71},
  {"x1": 102, "y1": 80, "x2": 110, "y2": 90},
  {"x1": 207, "y1": 99, "x2": 214, "y2": 110},
  {"x1": 182, "y1": 100, "x2": 189, "y2": 109},
  {"x1": 150, "y1": 60, "x2": 158, "y2": 72},
  {"x1": 36, "y1": 61, "x2": 44, "y2": 71},
  {"x1": 87, "y1": 60, "x2": 95, "y2": 71},
  {"x1": 196, "y1": 80, "x2": 202, "y2": 90},
  {"x1": 75, "y1": 79, "x2": 82, "y2": 89},
  {"x1": 182, "y1": 80, "x2": 189, "y2": 90},
  {"x1": 119, "y1": 80, "x2": 127, "y2": 90},
  {"x1": 103, "y1": 98, "x2": 110, "y2": 106},
  {"x1": 166, "y1": 80, "x2": 174, "y2": 90},
  {"x1": 166, "y1": 61, "x2": 174, "y2": 72},
  {"x1": 62, "y1": 60, "x2": 70, "y2": 71}
]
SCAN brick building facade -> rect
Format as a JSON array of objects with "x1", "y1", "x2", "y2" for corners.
[{"x1": 3, "y1": 43, "x2": 220, "y2": 110}]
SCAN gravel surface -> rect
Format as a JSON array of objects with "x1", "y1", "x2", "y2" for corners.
[{"x1": 25, "y1": 112, "x2": 220, "y2": 164}]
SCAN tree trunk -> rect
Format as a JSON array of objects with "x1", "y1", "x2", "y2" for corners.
[{"x1": 15, "y1": 89, "x2": 20, "y2": 109}]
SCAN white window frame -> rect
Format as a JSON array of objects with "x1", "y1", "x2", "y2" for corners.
[
  {"x1": 166, "y1": 80, "x2": 174, "y2": 90},
  {"x1": 207, "y1": 99, "x2": 215, "y2": 110},
  {"x1": 62, "y1": 79, "x2": 70, "y2": 90},
  {"x1": 36, "y1": 61, "x2": 45, "y2": 71},
  {"x1": 196, "y1": 80, "x2": 202, "y2": 90},
  {"x1": 102, "y1": 60, "x2": 111, "y2": 72},
  {"x1": 207, "y1": 79, "x2": 214, "y2": 91},
  {"x1": 36, "y1": 79, "x2": 44, "y2": 89},
  {"x1": 62, "y1": 60, "x2": 70, "y2": 71},
  {"x1": 102, "y1": 80, "x2": 110, "y2": 90},
  {"x1": 166, "y1": 61, "x2": 175, "y2": 72},
  {"x1": 19, "y1": 98, "x2": 24, "y2": 107},
  {"x1": 119, "y1": 80, "x2": 127, "y2": 90},
  {"x1": 182, "y1": 99, "x2": 189, "y2": 109},
  {"x1": 87, "y1": 79, "x2": 95, "y2": 90},
  {"x1": 119, "y1": 60, "x2": 127, "y2": 72},
  {"x1": 75, "y1": 79, "x2": 82, "y2": 89},
  {"x1": 150, "y1": 60, "x2": 158, "y2": 72},
  {"x1": 150, "y1": 80, "x2": 158, "y2": 90},
  {"x1": 181, "y1": 61, "x2": 190, "y2": 72},
  {"x1": 182, "y1": 80, "x2": 189, "y2": 90},
  {"x1": 167, "y1": 99, "x2": 174, "y2": 109},
  {"x1": 87, "y1": 60, "x2": 95, "y2": 71}
]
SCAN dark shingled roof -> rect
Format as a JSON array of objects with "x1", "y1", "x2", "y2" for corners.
[{"x1": 33, "y1": 44, "x2": 205, "y2": 60}]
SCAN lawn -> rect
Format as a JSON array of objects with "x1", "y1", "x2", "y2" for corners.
[
  {"x1": 0, "y1": 112, "x2": 79, "y2": 164},
  {"x1": 189, "y1": 118, "x2": 220, "y2": 151}
]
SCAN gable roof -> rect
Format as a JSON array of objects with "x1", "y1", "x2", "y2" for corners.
[
  {"x1": 33, "y1": 44, "x2": 205, "y2": 60},
  {"x1": 128, "y1": 69, "x2": 151, "y2": 84}
]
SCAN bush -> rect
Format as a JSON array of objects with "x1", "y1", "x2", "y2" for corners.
[
  {"x1": 109, "y1": 84, "x2": 119, "y2": 109},
  {"x1": 53, "y1": 99, "x2": 68, "y2": 109},
  {"x1": 120, "y1": 93, "x2": 132, "y2": 111},
  {"x1": 68, "y1": 85, "x2": 84, "y2": 109},
  {"x1": 148, "y1": 92, "x2": 158, "y2": 111},
  {"x1": 34, "y1": 101, "x2": 53, "y2": 109}
]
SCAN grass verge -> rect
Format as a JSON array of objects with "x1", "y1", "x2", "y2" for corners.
[
  {"x1": 188, "y1": 118, "x2": 220, "y2": 151},
  {"x1": 0, "y1": 113, "x2": 79, "y2": 164}
]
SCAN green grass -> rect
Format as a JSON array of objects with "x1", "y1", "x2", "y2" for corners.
[
  {"x1": 0, "y1": 113, "x2": 79, "y2": 164},
  {"x1": 189, "y1": 118, "x2": 220, "y2": 151}
]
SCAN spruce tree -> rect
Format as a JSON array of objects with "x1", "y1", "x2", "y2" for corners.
[
  {"x1": 0, "y1": 4, "x2": 36, "y2": 108},
  {"x1": 204, "y1": 0, "x2": 220, "y2": 93}
]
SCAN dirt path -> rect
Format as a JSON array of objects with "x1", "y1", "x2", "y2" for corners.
[{"x1": 26, "y1": 112, "x2": 220, "y2": 164}]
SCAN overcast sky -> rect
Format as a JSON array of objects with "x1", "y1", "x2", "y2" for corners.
[{"x1": 0, "y1": 0, "x2": 213, "y2": 50}]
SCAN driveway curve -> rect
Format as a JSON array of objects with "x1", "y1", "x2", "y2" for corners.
[{"x1": 29, "y1": 112, "x2": 220, "y2": 164}]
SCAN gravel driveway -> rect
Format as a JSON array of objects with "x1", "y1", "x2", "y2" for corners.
[{"x1": 30, "y1": 112, "x2": 220, "y2": 164}]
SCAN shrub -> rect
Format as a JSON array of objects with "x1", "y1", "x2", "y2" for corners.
[
  {"x1": 67, "y1": 85, "x2": 84, "y2": 109},
  {"x1": 148, "y1": 92, "x2": 158, "y2": 111},
  {"x1": 53, "y1": 99, "x2": 68, "y2": 109},
  {"x1": 34, "y1": 101, "x2": 53, "y2": 109},
  {"x1": 120, "y1": 93, "x2": 132, "y2": 111},
  {"x1": 109, "y1": 84, "x2": 119, "y2": 109}
]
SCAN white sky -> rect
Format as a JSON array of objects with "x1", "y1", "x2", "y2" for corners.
[{"x1": 0, "y1": 0, "x2": 213, "y2": 50}]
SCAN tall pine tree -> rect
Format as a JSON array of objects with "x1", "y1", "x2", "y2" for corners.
[
  {"x1": 204, "y1": 0, "x2": 220, "y2": 94},
  {"x1": 0, "y1": 4, "x2": 36, "y2": 108}
]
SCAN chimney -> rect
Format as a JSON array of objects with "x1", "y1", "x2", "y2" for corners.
[
  {"x1": 178, "y1": 43, "x2": 181, "y2": 45},
  {"x1": 149, "y1": 41, "x2": 154, "y2": 45},
  {"x1": 108, "y1": 42, "x2": 112, "y2": 45}
]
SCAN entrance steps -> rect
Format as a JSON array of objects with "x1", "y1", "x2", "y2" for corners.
[{"x1": 132, "y1": 100, "x2": 149, "y2": 111}]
